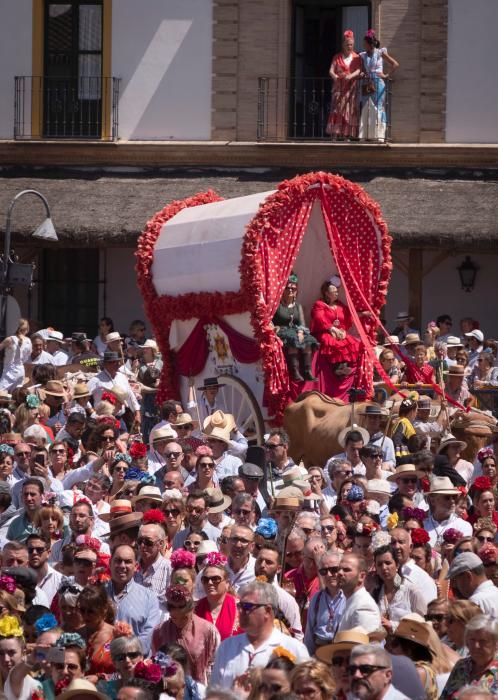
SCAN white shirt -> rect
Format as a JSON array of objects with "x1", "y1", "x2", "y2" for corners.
[
  {"x1": 210, "y1": 627, "x2": 309, "y2": 689},
  {"x1": 215, "y1": 452, "x2": 243, "y2": 481},
  {"x1": 338, "y1": 586, "x2": 381, "y2": 633},
  {"x1": 30, "y1": 351, "x2": 55, "y2": 365},
  {"x1": 469, "y1": 579, "x2": 498, "y2": 616},
  {"x1": 227, "y1": 556, "x2": 256, "y2": 593},
  {"x1": 37, "y1": 565, "x2": 63, "y2": 605},
  {"x1": 51, "y1": 349, "x2": 69, "y2": 366},
  {"x1": 423, "y1": 512, "x2": 472, "y2": 547},
  {"x1": 87, "y1": 369, "x2": 139, "y2": 412},
  {"x1": 272, "y1": 579, "x2": 304, "y2": 640},
  {"x1": 401, "y1": 558, "x2": 438, "y2": 605}
]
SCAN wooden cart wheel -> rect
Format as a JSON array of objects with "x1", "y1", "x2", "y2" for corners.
[{"x1": 217, "y1": 374, "x2": 265, "y2": 445}]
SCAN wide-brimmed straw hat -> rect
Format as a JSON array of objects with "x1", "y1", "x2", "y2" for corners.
[
  {"x1": 446, "y1": 336, "x2": 463, "y2": 347},
  {"x1": 73, "y1": 382, "x2": 91, "y2": 399},
  {"x1": 132, "y1": 486, "x2": 163, "y2": 506},
  {"x1": 447, "y1": 365, "x2": 466, "y2": 377},
  {"x1": 358, "y1": 404, "x2": 388, "y2": 417},
  {"x1": 104, "y1": 512, "x2": 143, "y2": 538},
  {"x1": 100, "y1": 500, "x2": 133, "y2": 522},
  {"x1": 402, "y1": 333, "x2": 421, "y2": 346},
  {"x1": 150, "y1": 426, "x2": 177, "y2": 443},
  {"x1": 272, "y1": 486, "x2": 304, "y2": 511},
  {"x1": 367, "y1": 479, "x2": 392, "y2": 496},
  {"x1": 315, "y1": 627, "x2": 370, "y2": 663},
  {"x1": 105, "y1": 332, "x2": 123, "y2": 344},
  {"x1": 437, "y1": 434, "x2": 467, "y2": 454},
  {"x1": 395, "y1": 311, "x2": 413, "y2": 322},
  {"x1": 44, "y1": 380, "x2": 66, "y2": 397},
  {"x1": 383, "y1": 335, "x2": 400, "y2": 346},
  {"x1": 387, "y1": 464, "x2": 418, "y2": 483},
  {"x1": 281, "y1": 466, "x2": 311, "y2": 490},
  {"x1": 393, "y1": 613, "x2": 439, "y2": 658},
  {"x1": 428, "y1": 475, "x2": 460, "y2": 495},
  {"x1": 205, "y1": 487, "x2": 232, "y2": 513},
  {"x1": 58, "y1": 679, "x2": 107, "y2": 700},
  {"x1": 203, "y1": 410, "x2": 236, "y2": 434},
  {"x1": 175, "y1": 412, "x2": 198, "y2": 428},
  {"x1": 337, "y1": 424, "x2": 370, "y2": 449}
]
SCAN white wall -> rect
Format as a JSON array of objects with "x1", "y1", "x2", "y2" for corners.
[
  {"x1": 113, "y1": 0, "x2": 212, "y2": 140},
  {"x1": 0, "y1": 0, "x2": 32, "y2": 139},
  {"x1": 384, "y1": 250, "x2": 498, "y2": 338},
  {"x1": 446, "y1": 0, "x2": 498, "y2": 143},
  {"x1": 102, "y1": 248, "x2": 146, "y2": 333}
]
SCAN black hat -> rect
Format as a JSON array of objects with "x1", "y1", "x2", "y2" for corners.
[
  {"x1": 2, "y1": 566, "x2": 38, "y2": 590},
  {"x1": 103, "y1": 351, "x2": 121, "y2": 362},
  {"x1": 197, "y1": 377, "x2": 222, "y2": 391},
  {"x1": 433, "y1": 454, "x2": 466, "y2": 487},
  {"x1": 239, "y1": 445, "x2": 265, "y2": 479},
  {"x1": 71, "y1": 332, "x2": 87, "y2": 342}
]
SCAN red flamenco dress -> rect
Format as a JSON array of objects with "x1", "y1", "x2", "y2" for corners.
[
  {"x1": 194, "y1": 593, "x2": 241, "y2": 641},
  {"x1": 310, "y1": 299, "x2": 361, "y2": 400}
]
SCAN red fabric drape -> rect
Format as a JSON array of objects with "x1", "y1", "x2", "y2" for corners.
[
  {"x1": 175, "y1": 317, "x2": 260, "y2": 377},
  {"x1": 249, "y1": 191, "x2": 317, "y2": 409}
]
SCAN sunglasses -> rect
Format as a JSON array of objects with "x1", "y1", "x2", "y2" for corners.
[
  {"x1": 54, "y1": 662, "x2": 80, "y2": 671},
  {"x1": 176, "y1": 424, "x2": 193, "y2": 430},
  {"x1": 167, "y1": 602, "x2": 187, "y2": 610},
  {"x1": 425, "y1": 613, "x2": 447, "y2": 622},
  {"x1": 186, "y1": 506, "x2": 204, "y2": 514},
  {"x1": 399, "y1": 477, "x2": 417, "y2": 484},
  {"x1": 15, "y1": 451, "x2": 30, "y2": 456},
  {"x1": 301, "y1": 527, "x2": 315, "y2": 535},
  {"x1": 477, "y1": 535, "x2": 494, "y2": 542},
  {"x1": 264, "y1": 444, "x2": 280, "y2": 450},
  {"x1": 51, "y1": 449, "x2": 66, "y2": 454},
  {"x1": 348, "y1": 664, "x2": 388, "y2": 676},
  {"x1": 28, "y1": 546, "x2": 46, "y2": 554},
  {"x1": 237, "y1": 601, "x2": 267, "y2": 613},
  {"x1": 101, "y1": 436, "x2": 115, "y2": 443},
  {"x1": 115, "y1": 651, "x2": 141, "y2": 662},
  {"x1": 319, "y1": 566, "x2": 340, "y2": 576},
  {"x1": 332, "y1": 656, "x2": 348, "y2": 667},
  {"x1": 113, "y1": 465, "x2": 127, "y2": 472},
  {"x1": 163, "y1": 481, "x2": 179, "y2": 489},
  {"x1": 199, "y1": 462, "x2": 214, "y2": 469},
  {"x1": 322, "y1": 525, "x2": 336, "y2": 532},
  {"x1": 234, "y1": 509, "x2": 252, "y2": 516},
  {"x1": 163, "y1": 508, "x2": 180, "y2": 517},
  {"x1": 201, "y1": 575, "x2": 223, "y2": 585},
  {"x1": 166, "y1": 452, "x2": 182, "y2": 458},
  {"x1": 137, "y1": 537, "x2": 158, "y2": 547}
]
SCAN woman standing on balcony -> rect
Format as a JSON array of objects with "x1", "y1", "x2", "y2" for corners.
[
  {"x1": 359, "y1": 29, "x2": 399, "y2": 142},
  {"x1": 326, "y1": 29, "x2": 361, "y2": 140}
]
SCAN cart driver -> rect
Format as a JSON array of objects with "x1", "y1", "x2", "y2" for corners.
[{"x1": 196, "y1": 377, "x2": 225, "y2": 420}]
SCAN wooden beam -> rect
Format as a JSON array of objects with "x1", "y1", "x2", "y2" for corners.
[
  {"x1": 101, "y1": 0, "x2": 113, "y2": 140},
  {"x1": 422, "y1": 249, "x2": 449, "y2": 278},
  {"x1": 408, "y1": 248, "x2": 423, "y2": 329},
  {"x1": 31, "y1": 0, "x2": 44, "y2": 138},
  {"x1": 392, "y1": 252, "x2": 409, "y2": 276}
]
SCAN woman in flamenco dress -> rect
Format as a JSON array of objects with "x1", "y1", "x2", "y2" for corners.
[
  {"x1": 310, "y1": 277, "x2": 361, "y2": 399},
  {"x1": 272, "y1": 273, "x2": 318, "y2": 382}
]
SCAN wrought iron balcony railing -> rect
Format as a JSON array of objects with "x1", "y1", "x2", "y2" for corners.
[
  {"x1": 14, "y1": 76, "x2": 120, "y2": 140},
  {"x1": 257, "y1": 76, "x2": 392, "y2": 143}
]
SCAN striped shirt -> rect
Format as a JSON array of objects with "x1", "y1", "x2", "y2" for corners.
[
  {"x1": 105, "y1": 579, "x2": 161, "y2": 655},
  {"x1": 134, "y1": 554, "x2": 171, "y2": 600}
]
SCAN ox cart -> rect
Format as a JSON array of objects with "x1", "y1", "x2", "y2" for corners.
[{"x1": 136, "y1": 172, "x2": 392, "y2": 435}]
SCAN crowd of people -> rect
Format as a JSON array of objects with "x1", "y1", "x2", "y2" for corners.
[{"x1": 0, "y1": 309, "x2": 496, "y2": 700}]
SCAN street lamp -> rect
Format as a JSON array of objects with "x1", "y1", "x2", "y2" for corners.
[{"x1": 0, "y1": 189, "x2": 57, "y2": 339}]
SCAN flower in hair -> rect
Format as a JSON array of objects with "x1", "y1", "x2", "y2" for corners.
[
  {"x1": 401, "y1": 507, "x2": 426, "y2": 523},
  {"x1": 134, "y1": 661, "x2": 163, "y2": 684},
  {"x1": 386, "y1": 512, "x2": 399, "y2": 530},
  {"x1": 41, "y1": 492, "x2": 58, "y2": 507},
  {"x1": 411, "y1": 528, "x2": 430, "y2": 546},
  {"x1": 170, "y1": 549, "x2": 196, "y2": 570},
  {"x1": 473, "y1": 476, "x2": 493, "y2": 492},
  {"x1": 371, "y1": 530, "x2": 392, "y2": 551},
  {"x1": 0, "y1": 575, "x2": 17, "y2": 594},
  {"x1": 443, "y1": 528, "x2": 464, "y2": 544},
  {"x1": 0, "y1": 444, "x2": 14, "y2": 457},
  {"x1": 0, "y1": 615, "x2": 23, "y2": 638},
  {"x1": 356, "y1": 522, "x2": 379, "y2": 537},
  {"x1": 478, "y1": 543, "x2": 497, "y2": 566},
  {"x1": 113, "y1": 452, "x2": 132, "y2": 465},
  {"x1": 26, "y1": 394, "x2": 40, "y2": 409},
  {"x1": 152, "y1": 652, "x2": 179, "y2": 677},
  {"x1": 477, "y1": 447, "x2": 494, "y2": 464},
  {"x1": 57, "y1": 632, "x2": 86, "y2": 649},
  {"x1": 35, "y1": 613, "x2": 58, "y2": 635},
  {"x1": 101, "y1": 391, "x2": 117, "y2": 405},
  {"x1": 113, "y1": 622, "x2": 133, "y2": 639},
  {"x1": 124, "y1": 467, "x2": 152, "y2": 483},
  {"x1": 142, "y1": 509, "x2": 166, "y2": 525},
  {"x1": 366, "y1": 29, "x2": 376, "y2": 38},
  {"x1": 457, "y1": 485, "x2": 468, "y2": 497},
  {"x1": 204, "y1": 551, "x2": 227, "y2": 568},
  {"x1": 97, "y1": 416, "x2": 120, "y2": 430},
  {"x1": 74, "y1": 496, "x2": 92, "y2": 508},
  {"x1": 346, "y1": 484, "x2": 364, "y2": 502},
  {"x1": 272, "y1": 646, "x2": 296, "y2": 663},
  {"x1": 255, "y1": 517, "x2": 278, "y2": 539},
  {"x1": 129, "y1": 441, "x2": 147, "y2": 459},
  {"x1": 343, "y1": 29, "x2": 354, "y2": 40},
  {"x1": 74, "y1": 535, "x2": 101, "y2": 552},
  {"x1": 166, "y1": 584, "x2": 192, "y2": 606},
  {"x1": 195, "y1": 445, "x2": 213, "y2": 457}
]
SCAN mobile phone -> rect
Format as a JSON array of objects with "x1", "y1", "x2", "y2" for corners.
[
  {"x1": 47, "y1": 647, "x2": 65, "y2": 664},
  {"x1": 34, "y1": 453, "x2": 46, "y2": 467}
]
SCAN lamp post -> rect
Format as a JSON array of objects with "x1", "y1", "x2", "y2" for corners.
[{"x1": 0, "y1": 189, "x2": 57, "y2": 340}]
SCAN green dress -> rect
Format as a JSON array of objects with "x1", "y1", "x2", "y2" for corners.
[{"x1": 272, "y1": 303, "x2": 318, "y2": 350}]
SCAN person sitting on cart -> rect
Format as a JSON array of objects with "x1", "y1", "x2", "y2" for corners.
[
  {"x1": 401, "y1": 343, "x2": 435, "y2": 385},
  {"x1": 310, "y1": 277, "x2": 361, "y2": 384},
  {"x1": 272, "y1": 273, "x2": 318, "y2": 382},
  {"x1": 389, "y1": 397, "x2": 418, "y2": 463}
]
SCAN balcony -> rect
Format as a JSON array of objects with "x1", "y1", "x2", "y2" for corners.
[
  {"x1": 257, "y1": 76, "x2": 392, "y2": 143},
  {"x1": 14, "y1": 76, "x2": 120, "y2": 141}
]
